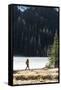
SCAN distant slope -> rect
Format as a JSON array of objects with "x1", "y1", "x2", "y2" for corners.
[{"x1": 11, "y1": 5, "x2": 59, "y2": 56}]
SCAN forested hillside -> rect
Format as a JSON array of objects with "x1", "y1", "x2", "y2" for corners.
[{"x1": 11, "y1": 5, "x2": 59, "y2": 57}]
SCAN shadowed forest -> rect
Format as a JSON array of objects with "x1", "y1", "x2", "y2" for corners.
[{"x1": 10, "y1": 5, "x2": 59, "y2": 57}]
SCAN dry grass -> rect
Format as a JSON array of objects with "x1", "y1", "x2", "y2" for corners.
[
  {"x1": 15, "y1": 74, "x2": 58, "y2": 80},
  {"x1": 13, "y1": 68, "x2": 59, "y2": 85},
  {"x1": 15, "y1": 75, "x2": 41, "y2": 80}
]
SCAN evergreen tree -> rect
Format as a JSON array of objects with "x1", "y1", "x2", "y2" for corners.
[{"x1": 49, "y1": 31, "x2": 59, "y2": 68}]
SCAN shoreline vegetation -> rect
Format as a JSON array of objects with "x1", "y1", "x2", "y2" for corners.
[{"x1": 13, "y1": 68, "x2": 59, "y2": 85}]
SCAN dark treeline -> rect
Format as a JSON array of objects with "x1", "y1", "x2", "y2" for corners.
[{"x1": 11, "y1": 5, "x2": 59, "y2": 57}]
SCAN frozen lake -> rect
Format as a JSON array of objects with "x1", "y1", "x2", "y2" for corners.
[{"x1": 13, "y1": 57, "x2": 49, "y2": 70}]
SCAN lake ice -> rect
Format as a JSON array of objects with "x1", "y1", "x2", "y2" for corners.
[{"x1": 13, "y1": 57, "x2": 49, "y2": 70}]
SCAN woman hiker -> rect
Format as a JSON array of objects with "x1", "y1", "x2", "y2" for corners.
[{"x1": 25, "y1": 59, "x2": 30, "y2": 70}]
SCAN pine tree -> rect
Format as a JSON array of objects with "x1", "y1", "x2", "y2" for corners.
[{"x1": 49, "y1": 31, "x2": 59, "y2": 68}]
